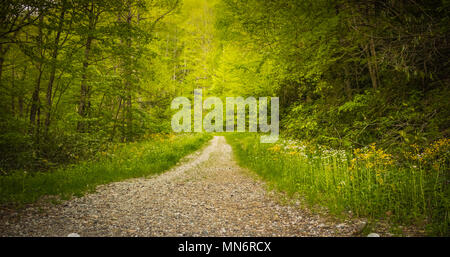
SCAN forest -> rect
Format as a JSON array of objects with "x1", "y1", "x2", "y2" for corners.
[{"x1": 0, "y1": 0, "x2": 448, "y2": 236}]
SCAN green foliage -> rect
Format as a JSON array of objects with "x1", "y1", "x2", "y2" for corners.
[{"x1": 216, "y1": 0, "x2": 449, "y2": 153}]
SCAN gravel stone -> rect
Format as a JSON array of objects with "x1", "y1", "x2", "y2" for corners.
[{"x1": 0, "y1": 136, "x2": 369, "y2": 237}]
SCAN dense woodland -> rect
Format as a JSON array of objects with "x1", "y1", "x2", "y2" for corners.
[
  {"x1": 0, "y1": 1, "x2": 448, "y2": 186},
  {"x1": 0, "y1": 0, "x2": 449, "y2": 235},
  {"x1": 1, "y1": 0, "x2": 185, "y2": 171}
]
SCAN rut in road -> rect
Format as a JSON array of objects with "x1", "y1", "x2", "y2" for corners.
[{"x1": 0, "y1": 136, "x2": 366, "y2": 236}]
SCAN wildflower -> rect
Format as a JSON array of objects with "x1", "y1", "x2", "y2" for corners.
[
  {"x1": 432, "y1": 163, "x2": 440, "y2": 171},
  {"x1": 376, "y1": 174, "x2": 384, "y2": 185},
  {"x1": 352, "y1": 143, "x2": 393, "y2": 169},
  {"x1": 268, "y1": 144, "x2": 281, "y2": 153}
]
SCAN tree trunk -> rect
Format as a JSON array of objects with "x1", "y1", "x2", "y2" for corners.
[
  {"x1": 126, "y1": 9, "x2": 133, "y2": 141},
  {"x1": 11, "y1": 64, "x2": 15, "y2": 115},
  {"x1": 30, "y1": 68, "x2": 43, "y2": 131},
  {"x1": 119, "y1": 4, "x2": 134, "y2": 141},
  {"x1": 0, "y1": 45, "x2": 4, "y2": 85},
  {"x1": 18, "y1": 66, "x2": 27, "y2": 117},
  {"x1": 366, "y1": 3, "x2": 378, "y2": 90},
  {"x1": 367, "y1": 37, "x2": 378, "y2": 90},
  {"x1": 77, "y1": 3, "x2": 96, "y2": 132},
  {"x1": 45, "y1": 3, "x2": 66, "y2": 134},
  {"x1": 110, "y1": 97, "x2": 123, "y2": 142},
  {"x1": 30, "y1": 15, "x2": 45, "y2": 135}
]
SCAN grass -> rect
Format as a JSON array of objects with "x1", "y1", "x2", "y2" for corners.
[
  {"x1": 0, "y1": 133, "x2": 211, "y2": 206},
  {"x1": 226, "y1": 133, "x2": 449, "y2": 236}
]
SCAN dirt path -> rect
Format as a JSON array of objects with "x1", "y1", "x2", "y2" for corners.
[{"x1": 0, "y1": 136, "x2": 366, "y2": 236}]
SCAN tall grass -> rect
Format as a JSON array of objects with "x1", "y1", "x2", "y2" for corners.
[
  {"x1": 0, "y1": 133, "x2": 211, "y2": 205},
  {"x1": 226, "y1": 133, "x2": 449, "y2": 236}
]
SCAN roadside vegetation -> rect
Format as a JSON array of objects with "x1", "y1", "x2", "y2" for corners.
[
  {"x1": 226, "y1": 133, "x2": 449, "y2": 236},
  {"x1": 0, "y1": 133, "x2": 211, "y2": 205}
]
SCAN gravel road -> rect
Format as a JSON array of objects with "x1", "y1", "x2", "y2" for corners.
[{"x1": 0, "y1": 136, "x2": 367, "y2": 237}]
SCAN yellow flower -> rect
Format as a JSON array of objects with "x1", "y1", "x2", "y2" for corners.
[
  {"x1": 352, "y1": 143, "x2": 393, "y2": 169},
  {"x1": 268, "y1": 144, "x2": 281, "y2": 153},
  {"x1": 432, "y1": 163, "x2": 440, "y2": 171},
  {"x1": 376, "y1": 175, "x2": 384, "y2": 185}
]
